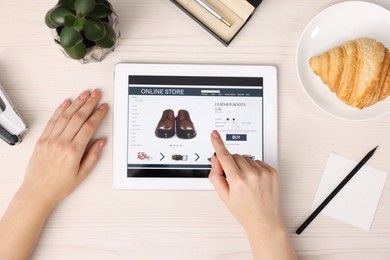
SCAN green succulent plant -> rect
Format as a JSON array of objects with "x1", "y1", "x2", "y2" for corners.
[{"x1": 45, "y1": 0, "x2": 117, "y2": 60}]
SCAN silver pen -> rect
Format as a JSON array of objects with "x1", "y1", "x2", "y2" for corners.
[{"x1": 194, "y1": 0, "x2": 232, "y2": 27}]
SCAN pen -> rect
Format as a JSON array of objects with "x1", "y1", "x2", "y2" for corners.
[
  {"x1": 194, "y1": 0, "x2": 232, "y2": 27},
  {"x1": 296, "y1": 146, "x2": 378, "y2": 235}
]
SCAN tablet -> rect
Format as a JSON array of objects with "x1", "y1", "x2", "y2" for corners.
[{"x1": 113, "y1": 63, "x2": 277, "y2": 190}]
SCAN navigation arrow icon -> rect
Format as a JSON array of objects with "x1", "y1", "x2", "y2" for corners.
[
  {"x1": 195, "y1": 153, "x2": 200, "y2": 161},
  {"x1": 160, "y1": 153, "x2": 165, "y2": 161}
]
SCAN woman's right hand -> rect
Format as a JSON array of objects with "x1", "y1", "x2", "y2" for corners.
[
  {"x1": 208, "y1": 130, "x2": 297, "y2": 260},
  {"x1": 208, "y1": 130, "x2": 284, "y2": 235}
]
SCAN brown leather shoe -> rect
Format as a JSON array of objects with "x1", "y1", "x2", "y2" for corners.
[
  {"x1": 176, "y1": 109, "x2": 197, "y2": 139},
  {"x1": 155, "y1": 109, "x2": 175, "y2": 138}
]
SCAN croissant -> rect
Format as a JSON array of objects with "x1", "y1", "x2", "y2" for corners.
[{"x1": 309, "y1": 37, "x2": 390, "y2": 109}]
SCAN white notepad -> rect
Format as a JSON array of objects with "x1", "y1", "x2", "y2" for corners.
[{"x1": 312, "y1": 152, "x2": 388, "y2": 230}]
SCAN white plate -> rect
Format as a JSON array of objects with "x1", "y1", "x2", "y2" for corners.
[{"x1": 296, "y1": 1, "x2": 390, "y2": 121}]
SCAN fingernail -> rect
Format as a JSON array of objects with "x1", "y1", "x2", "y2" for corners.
[
  {"x1": 98, "y1": 139, "x2": 106, "y2": 151},
  {"x1": 211, "y1": 130, "x2": 220, "y2": 138},
  {"x1": 79, "y1": 90, "x2": 90, "y2": 100},
  {"x1": 98, "y1": 103, "x2": 108, "y2": 110},
  {"x1": 91, "y1": 89, "x2": 100, "y2": 98},
  {"x1": 61, "y1": 99, "x2": 70, "y2": 108}
]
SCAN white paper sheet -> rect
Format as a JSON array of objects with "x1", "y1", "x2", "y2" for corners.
[{"x1": 312, "y1": 152, "x2": 388, "y2": 231}]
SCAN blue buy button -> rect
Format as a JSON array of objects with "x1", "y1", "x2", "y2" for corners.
[{"x1": 226, "y1": 134, "x2": 247, "y2": 141}]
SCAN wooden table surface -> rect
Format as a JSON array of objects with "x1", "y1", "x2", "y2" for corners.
[{"x1": 1, "y1": 0, "x2": 390, "y2": 259}]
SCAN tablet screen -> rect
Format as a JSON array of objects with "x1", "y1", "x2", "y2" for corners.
[{"x1": 127, "y1": 75, "x2": 263, "y2": 178}]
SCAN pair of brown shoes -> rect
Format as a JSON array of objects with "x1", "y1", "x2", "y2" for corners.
[{"x1": 155, "y1": 109, "x2": 197, "y2": 139}]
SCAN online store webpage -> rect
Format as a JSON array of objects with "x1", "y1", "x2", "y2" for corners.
[{"x1": 127, "y1": 75, "x2": 263, "y2": 177}]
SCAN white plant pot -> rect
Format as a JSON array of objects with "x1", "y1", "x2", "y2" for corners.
[{"x1": 50, "y1": 8, "x2": 120, "y2": 64}]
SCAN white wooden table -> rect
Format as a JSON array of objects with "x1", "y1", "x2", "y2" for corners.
[{"x1": 1, "y1": 0, "x2": 390, "y2": 259}]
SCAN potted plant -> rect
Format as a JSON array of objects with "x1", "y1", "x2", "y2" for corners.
[{"x1": 44, "y1": 0, "x2": 120, "y2": 63}]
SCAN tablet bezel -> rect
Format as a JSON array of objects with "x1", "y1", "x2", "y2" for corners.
[{"x1": 113, "y1": 63, "x2": 277, "y2": 190}]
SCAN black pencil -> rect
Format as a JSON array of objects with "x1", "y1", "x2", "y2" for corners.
[{"x1": 296, "y1": 146, "x2": 378, "y2": 235}]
